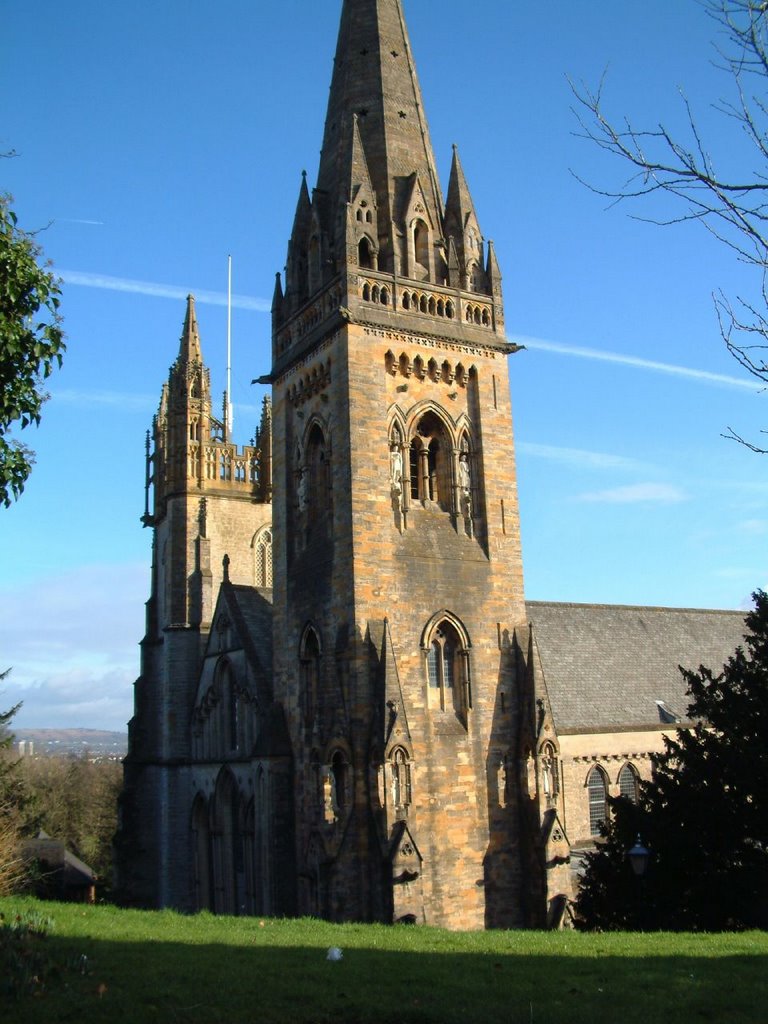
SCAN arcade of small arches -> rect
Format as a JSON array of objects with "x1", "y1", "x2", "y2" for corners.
[
  {"x1": 193, "y1": 658, "x2": 260, "y2": 761},
  {"x1": 385, "y1": 349, "x2": 474, "y2": 386},
  {"x1": 286, "y1": 358, "x2": 332, "y2": 407},
  {"x1": 358, "y1": 277, "x2": 493, "y2": 329}
]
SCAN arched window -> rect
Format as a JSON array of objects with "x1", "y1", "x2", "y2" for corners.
[
  {"x1": 305, "y1": 423, "x2": 330, "y2": 523},
  {"x1": 358, "y1": 236, "x2": 373, "y2": 269},
  {"x1": 391, "y1": 747, "x2": 412, "y2": 812},
  {"x1": 618, "y1": 762, "x2": 640, "y2": 804},
  {"x1": 424, "y1": 617, "x2": 470, "y2": 716},
  {"x1": 191, "y1": 795, "x2": 212, "y2": 912},
  {"x1": 330, "y1": 749, "x2": 349, "y2": 814},
  {"x1": 413, "y1": 220, "x2": 430, "y2": 279},
  {"x1": 253, "y1": 527, "x2": 273, "y2": 587},
  {"x1": 409, "y1": 411, "x2": 452, "y2": 510},
  {"x1": 587, "y1": 766, "x2": 609, "y2": 836},
  {"x1": 212, "y1": 769, "x2": 240, "y2": 914},
  {"x1": 300, "y1": 627, "x2": 321, "y2": 726}
]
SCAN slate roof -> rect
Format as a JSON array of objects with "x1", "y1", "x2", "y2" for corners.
[{"x1": 525, "y1": 601, "x2": 748, "y2": 734}]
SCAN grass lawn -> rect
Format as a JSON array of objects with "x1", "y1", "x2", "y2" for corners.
[{"x1": 1, "y1": 896, "x2": 766, "y2": 1023}]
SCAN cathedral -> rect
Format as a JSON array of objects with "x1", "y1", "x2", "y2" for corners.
[{"x1": 115, "y1": 0, "x2": 747, "y2": 928}]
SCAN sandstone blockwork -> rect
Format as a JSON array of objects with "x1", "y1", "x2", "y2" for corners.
[{"x1": 114, "y1": 0, "x2": 748, "y2": 929}]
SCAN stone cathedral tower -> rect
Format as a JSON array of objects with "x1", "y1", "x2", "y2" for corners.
[
  {"x1": 117, "y1": 0, "x2": 572, "y2": 927},
  {"x1": 268, "y1": 0, "x2": 529, "y2": 929}
]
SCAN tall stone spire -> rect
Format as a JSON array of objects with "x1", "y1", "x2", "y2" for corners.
[
  {"x1": 178, "y1": 293, "x2": 203, "y2": 365},
  {"x1": 315, "y1": 0, "x2": 444, "y2": 276},
  {"x1": 274, "y1": 0, "x2": 508, "y2": 362},
  {"x1": 443, "y1": 145, "x2": 487, "y2": 292}
]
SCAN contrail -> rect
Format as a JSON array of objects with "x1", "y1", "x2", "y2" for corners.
[
  {"x1": 59, "y1": 269, "x2": 270, "y2": 312},
  {"x1": 513, "y1": 334, "x2": 758, "y2": 391}
]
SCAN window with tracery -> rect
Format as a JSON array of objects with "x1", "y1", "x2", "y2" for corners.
[
  {"x1": 618, "y1": 762, "x2": 639, "y2": 804},
  {"x1": 587, "y1": 766, "x2": 609, "y2": 836},
  {"x1": 253, "y1": 527, "x2": 273, "y2": 587},
  {"x1": 424, "y1": 618, "x2": 470, "y2": 716},
  {"x1": 409, "y1": 411, "x2": 451, "y2": 511}
]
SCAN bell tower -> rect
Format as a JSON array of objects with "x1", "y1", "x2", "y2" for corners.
[
  {"x1": 117, "y1": 296, "x2": 272, "y2": 908},
  {"x1": 268, "y1": 0, "x2": 530, "y2": 927}
]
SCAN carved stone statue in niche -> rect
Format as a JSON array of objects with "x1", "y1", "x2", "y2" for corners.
[
  {"x1": 390, "y1": 445, "x2": 403, "y2": 497},
  {"x1": 459, "y1": 452, "x2": 471, "y2": 494},
  {"x1": 496, "y1": 756, "x2": 507, "y2": 809},
  {"x1": 297, "y1": 467, "x2": 307, "y2": 511}
]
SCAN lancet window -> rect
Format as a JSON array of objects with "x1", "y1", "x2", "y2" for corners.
[
  {"x1": 358, "y1": 236, "x2": 373, "y2": 269},
  {"x1": 423, "y1": 616, "x2": 471, "y2": 718},
  {"x1": 300, "y1": 627, "x2": 321, "y2": 727},
  {"x1": 618, "y1": 762, "x2": 640, "y2": 804},
  {"x1": 587, "y1": 766, "x2": 609, "y2": 836},
  {"x1": 412, "y1": 219, "x2": 430, "y2": 280},
  {"x1": 253, "y1": 527, "x2": 273, "y2": 587},
  {"x1": 330, "y1": 749, "x2": 349, "y2": 816}
]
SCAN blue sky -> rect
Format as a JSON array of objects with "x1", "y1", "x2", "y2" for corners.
[{"x1": 1, "y1": 0, "x2": 766, "y2": 730}]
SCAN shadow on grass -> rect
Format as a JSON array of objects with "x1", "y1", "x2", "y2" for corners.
[{"x1": 6, "y1": 932, "x2": 768, "y2": 1024}]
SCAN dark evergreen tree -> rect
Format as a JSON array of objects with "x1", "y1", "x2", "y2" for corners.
[{"x1": 577, "y1": 590, "x2": 768, "y2": 930}]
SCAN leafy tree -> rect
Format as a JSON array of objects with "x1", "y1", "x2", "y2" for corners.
[
  {"x1": 0, "y1": 674, "x2": 26, "y2": 895},
  {"x1": 0, "y1": 191, "x2": 64, "y2": 505},
  {"x1": 571, "y1": 0, "x2": 768, "y2": 449},
  {"x1": 576, "y1": 590, "x2": 768, "y2": 930},
  {"x1": 20, "y1": 755, "x2": 122, "y2": 888}
]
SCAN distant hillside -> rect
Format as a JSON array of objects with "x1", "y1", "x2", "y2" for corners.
[{"x1": 13, "y1": 728, "x2": 127, "y2": 758}]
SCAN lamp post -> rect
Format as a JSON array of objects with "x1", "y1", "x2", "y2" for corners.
[
  {"x1": 627, "y1": 835, "x2": 650, "y2": 878},
  {"x1": 627, "y1": 835, "x2": 651, "y2": 930}
]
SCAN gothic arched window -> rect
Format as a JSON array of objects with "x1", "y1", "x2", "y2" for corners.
[
  {"x1": 300, "y1": 627, "x2": 321, "y2": 726},
  {"x1": 253, "y1": 527, "x2": 273, "y2": 587},
  {"x1": 358, "y1": 236, "x2": 373, "y2": 269},
  {"x1": 413, "y1": 219, "x2": 430, "y2": 280},
  {"x1": 587, "y1": 766, "x2": 609, "y2": 836},
  {"x1": 305, "y1": 423, "x2": 330, "y2": 528},
  {"x1": 423, "y1": 617, "x2": 470, "y2": 718},
  {"x1": 618, "y1": 762, "x2": 640, "y2": 804},
  {"x1": 409, "y1": 411, "x2": 452, "y2": 511},
  {"x1": 330, "y1": 749, "x2": 349, "y2": 815}
]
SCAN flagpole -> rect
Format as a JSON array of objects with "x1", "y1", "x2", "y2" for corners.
[{"x1": 226, "y1": 254, "x2": 233, "y2": 440}]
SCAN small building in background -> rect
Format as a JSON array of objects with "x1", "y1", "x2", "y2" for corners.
[{"x1": 21, "y1": 831, "x2": 96, "y2": 903}]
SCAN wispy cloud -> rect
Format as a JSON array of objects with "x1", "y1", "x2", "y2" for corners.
[
  {"x1": 0, "y1": 562, "x2": 146, "y2": 730},
  {"x1": 575, "y1": 482, "x2": 688, "y2": 504},
  {"x1": 59, "y1": 269, "x2": 271, "y2": 312},
  {"x1": 737, "y1": 518, "x2": 768, "y2": 535},
  {"x1": 513, "y1": 334, "x2": 758, "y2": 391},
  {"x1": 53, "y1": 388, "x2": 157, "y2": 412},
  {"x1": 518, "y1": 441, "x2": 652, "y2": 473},
  {"x1": 58, "y1": 218, "x2": 104, "y2": 226}
]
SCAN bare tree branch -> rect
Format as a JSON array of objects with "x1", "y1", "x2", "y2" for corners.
[{"x1": 571, "y1": 0, "x2": 768, "y2": 449}]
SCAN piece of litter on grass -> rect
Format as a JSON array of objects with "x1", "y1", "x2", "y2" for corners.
[{"x1": 326, "y1": 946, "x2": 343, "y2": 961}]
